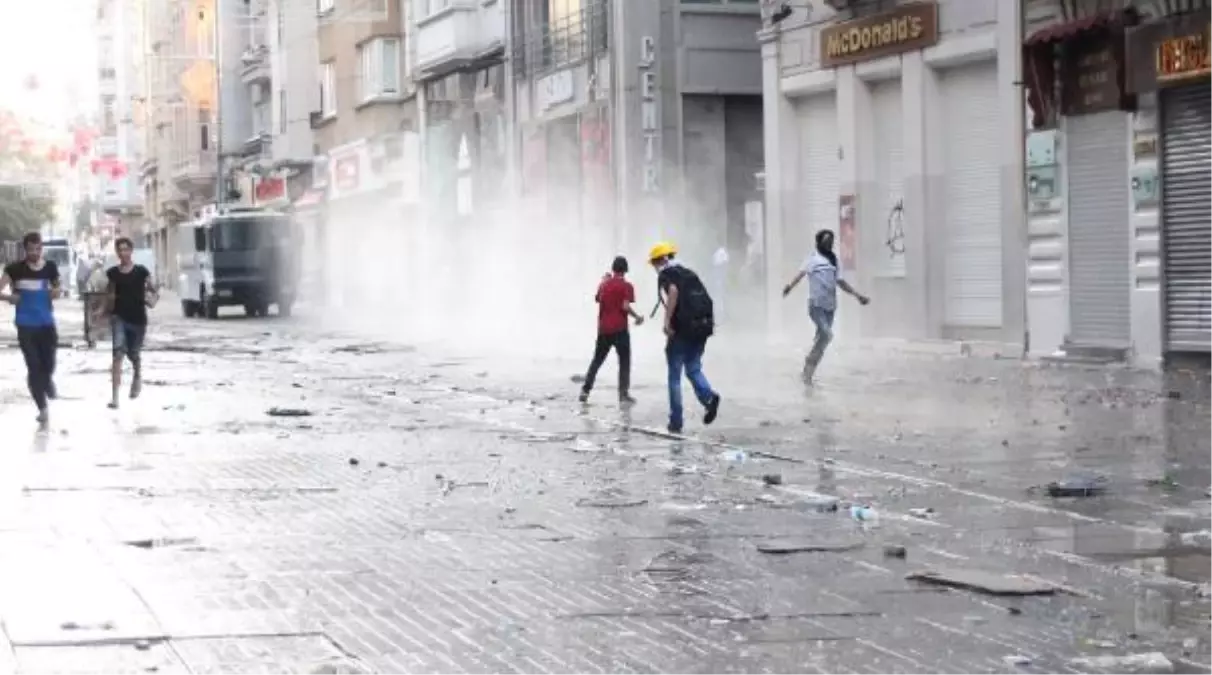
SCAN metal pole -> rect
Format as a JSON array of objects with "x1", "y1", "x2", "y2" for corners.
[{"x1": 215, "y1": 0, "x2": 225, "y2": 207}]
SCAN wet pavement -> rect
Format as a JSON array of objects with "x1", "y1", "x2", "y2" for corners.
[{"x1": 0, "y1": 299, "x2": 1208, "y2": 674}]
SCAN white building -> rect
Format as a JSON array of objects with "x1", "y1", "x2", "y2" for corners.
[
  {"x1": 268, "y1": 0, "x2": 319, "y2": 175},
  {"x1": 95, "y1": 0, "x2": 146, "y2": 222},
  {"x1": 761, "y1": 0, "x2": 1025, "y2": 348}
]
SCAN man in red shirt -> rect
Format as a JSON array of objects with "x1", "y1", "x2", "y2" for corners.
[{"x1": 580, "y1": 256, "x2": 644, "y2": 404}]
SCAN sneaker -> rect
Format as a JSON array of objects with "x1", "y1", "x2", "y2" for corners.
[
  {"x1": 619, "y1": 393, "x2": 637, "y2": 406},
  {"x1": 704, "y1": 394, "x2": 721, "y2": 425},
  {"x1": 130, "y1": 378, "x2": 142, "y2": 400},
  {"x1": 667, "y1": 424, "x2": 683, "y2": 435},
  {"x1": 46, "y1": 381, "x2": 58, "y2": 400},
  {"x1": 35, "y1": 408, "x2": 48, "y2": 424},
  {"x1": 107, "y1": 401, "x2": 119, "y2": 410},
  {"x1": 578, "y1": 390, "x2": 590, "y2": 403}
]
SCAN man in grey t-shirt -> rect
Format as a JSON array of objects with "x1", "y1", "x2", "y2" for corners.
[{"x1": 782, "y1": 229, "x2": 869, "y2": 383}]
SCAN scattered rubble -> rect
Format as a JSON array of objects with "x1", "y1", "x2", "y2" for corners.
[
  {"x1": 1045, "y1": 474, "x2": 1109, "y2": 498},
  {"x1": 266, "y1": 407, "x2": 313, "y2": 418},
  {"x1": 882, "y1": 544, "x2": 907, "y2": 559},
  {"x1": 907, "y1": 568, "x2": 1058, "y2": 596},
  {"x1": 1067, "y1": 652, "x2": 1173, "y2": 674},
  {"x1": 756, "y1": 539, "x2": 864, "y2": 554},
  {"x1": 761, "y1": 473, "x2": 783, "y2": 486}
]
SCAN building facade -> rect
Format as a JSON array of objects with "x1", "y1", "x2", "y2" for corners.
[
  {"x1": 139, "y1": 0, "x2": 221, "y2": 285},
  {"x1": 509, "y1": 0, "x2": 764, "y2": 276},
  {"x1": 762, "y1": 0, "x2": 1026, "y2": 346},
  {"x1": 95, "y1": 0, "x2": 147, "y2": 231},
  {"x1": 311, "y1": 0, "x2": 421, "y2": 305}
]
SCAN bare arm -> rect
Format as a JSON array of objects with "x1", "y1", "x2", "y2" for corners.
[
  {"x1": 783, "y1": 270, "x2": 806, "y2": 296},
  {"x1": 105, "y1": 280, "x2": 116, "y2": 313},
  {"x1": 838, "y1": 279, "x2": 870, "y2": 304},
  {"x1": 0, "y1": 272, "x2": 13, "y2": 303},
  {"x1": 623, "y1": 300, "x2": 644, "y2": 324},
  {"x1": 663, "y1": 284, "x2": 679, "y2": 334}
]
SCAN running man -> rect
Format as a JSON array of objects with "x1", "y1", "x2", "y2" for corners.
[
  {"x1": 782, "y1": 228, "x2": 870, "y2": 383},
  {"x1": 649, "y1": 241, "x2": 721, "y2": 434},
  {"x1": 0, "y1": 232, "x2": 62, "y2": 423},
  {"x1": 579, "y1": 256, "x2": 644, "y2": 405},
  {"x1": 106, "y1": 237, "x2": 157, "y2": 409}
]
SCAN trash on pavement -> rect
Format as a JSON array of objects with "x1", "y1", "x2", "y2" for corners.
[
  {"x1": 348, "y1": 458, "x2": 360, "y2": 466},
  {"x1": 906, "y1": 568, "x2": 1059, "y2": 596},
  {"x1": 756, "y1": 539, "x2": 864, "y2": 554},
  {"x1": 1178, "y1": 529, "x2": 1211, "y2": 551},
  {"x1": 850, "y1": 504, "x2": 877, "y2": 523},
  {"x1": 883, "y1": 544, "x2": 907, "y2": 559},
  {"x1": 720, "y1": 450, "x2": 747, "y2": 463},
  {"x1": 266, "y1": 407, "x2": 313, "y2": 417},
  {"x1": 1045, "y1": 474, "x2": 1109, "y2": 497},
  {"x1": 908, "y1": 507, "x2": 936, "y2": 519},
  {"x1": 1066, "y1": 652, "x2": 1173, "y2": 674},
  {"x1": 761, "y1": 473, "x2": 783, "y2": 486},
  {"x1": 1002, "y1": 655, "x2": 1031, "y2": 667}
]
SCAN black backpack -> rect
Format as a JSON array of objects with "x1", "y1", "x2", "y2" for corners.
[{"x1": 655, "y1": 266, "x2": 714, "y2": 340}]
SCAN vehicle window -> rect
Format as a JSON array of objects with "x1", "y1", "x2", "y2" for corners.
[{"x1": 209, "y1": 217, "x2": 285, "y2": 252}]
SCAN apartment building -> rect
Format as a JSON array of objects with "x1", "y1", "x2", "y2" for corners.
[
  {"x1": 311, "y1": 0, "x2": 421, "y2": 303},
  {"x1": 95, "y1": 0, "x2": 147, "y2": 235},
  {"x1": 510, "y1": 0, "x2": 764, "y2": 268},
  {"x1": 140, "y1": 0, "x2": 221, "y2": 282}
]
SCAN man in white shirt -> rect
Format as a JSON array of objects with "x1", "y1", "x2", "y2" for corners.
[{"x1": 782, "y1": 229, "x2": 869, "y2": 383}]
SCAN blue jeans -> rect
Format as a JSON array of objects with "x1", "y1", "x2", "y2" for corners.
[
  {"x1": 665, "y1": 337, "x2": 715, "y2": 430},
  {"x1": 805, "y1": 306, "x2": 835, "y2": 372}
]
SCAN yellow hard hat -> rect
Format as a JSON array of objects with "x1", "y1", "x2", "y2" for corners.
[{"x1": 648, "y1": 241, "x2": 677, "y2": 262}]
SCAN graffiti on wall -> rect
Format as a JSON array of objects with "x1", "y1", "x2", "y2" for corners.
[{"x1": 885, "y1": 198, "x2": 905, "y2": 258}]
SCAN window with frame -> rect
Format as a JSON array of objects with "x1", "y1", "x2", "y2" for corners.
[
  {"x1": 319, "y1": 61, "x2": 336, "y2": 117},
  {"x1": 414, "y1": 0, "x2": 450, "y2": 19},
  {"x1": 317, "y1": 0, "x2": 335, "y2": 14},
  {"x1": 359, "y1": 38, "x2": 401, "y2": 101}
]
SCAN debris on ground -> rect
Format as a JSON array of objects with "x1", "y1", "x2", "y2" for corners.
[
  {"x1": 720, "y1": 450, "x2": 748, "y2": 463},
  {"x1": 883, "y1": 544, "x2": 907, "y2": 559},
  {"x1": 576, "y1": 496, "x2": 648, "y2": 508},
  {"x1": 906, "y1": 568, "x2": 1058, "y2": 596},
  {"x1": 1045, "y1": 474, "x2": 1109, "y2": 497},
  {"x1": 908, "y1": 507, "x2": 935, "y2": 519},
  {"x1": 1145, "y1": 474, "x2": 1181, "y2": 491},
  {"x1": 761, "y1": 473, "x2": 783, "y2": 486},
  {"x1": 850, "y1": 504, "x2": 878, "y2": 523},
  {"x1": 266, "y1": 407, "x2": 313, "y2": 417},
  {"x1": 1066, "y1": 652, "x2": 1173, "y2": 674},
  {"x1": 799, "y1": 495, "x2": 840, "y2": 512},
  {"x1": 1002, "y1": 655, "x2": 1031, "y2": 667},
  {"x1": 348, "y1": 458, "x2": 360, "y2": 467},
  {"x1": 1179, "y1": 530, "x2": 1211, "y2": 551},
  {"x1": 756, "y1": 539, "x2": 864, "y2": 554},
  {"x1": 570, "y1": 374, "x2": 586, "y2": 383}
]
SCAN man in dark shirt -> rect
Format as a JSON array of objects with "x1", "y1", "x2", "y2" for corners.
[
  {"x1": 579, "y1": 256, "x2": 644, "y2": 404},
  {"x1": 649, "y1": 241, "x2": 721, "y2": 434},
  {"x1": 0, "y1": 232, "x2": 62, "y2": 423},
  {"x1": 106, "y1": 237, "x2": 157, "y2": 409}
]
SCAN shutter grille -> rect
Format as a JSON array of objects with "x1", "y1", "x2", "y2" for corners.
[{"x1": 1162, "y1": 84, "x2": 1212, "y2": 353}]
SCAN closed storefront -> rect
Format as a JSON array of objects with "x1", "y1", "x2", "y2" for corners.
[
  {"x1": 788, "y1": 94, "x2": 837, "y2": 334},
  {"x1": 1160, "y1": 84, "x2": 1211, "y2": 352},
  {"x1": 1126, "y1": 9, "x2": 1211, "y2": 356},
  {"x1": 941, "y1": 61, "x2": 1002, "y2": 329},
  {"x1": 1066, "y1": 111, "x2": 1131, "y2": 347}
]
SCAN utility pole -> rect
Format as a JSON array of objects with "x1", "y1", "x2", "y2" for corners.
[{"x1": 215, "y1": 0, "x2": 225, "y2": 207}]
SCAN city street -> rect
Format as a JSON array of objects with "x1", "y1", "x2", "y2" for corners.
[{"x1": 0, "y1": 298, "x2": 1208, "y2": 674}]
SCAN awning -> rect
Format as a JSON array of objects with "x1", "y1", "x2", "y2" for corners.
[{"x1": 1025, "y1": 10, "x2": 1131, "y2": 45}]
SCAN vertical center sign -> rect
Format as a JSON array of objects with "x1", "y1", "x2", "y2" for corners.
[{"x1": 639, "y1": 36, "x2": 659, "y2": 193}]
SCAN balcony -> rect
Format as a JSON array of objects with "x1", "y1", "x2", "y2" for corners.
[
  {"x1": 512, "y1": 0, "x2": 609, "y2": 78},
  {"x1": 241, "y1": 44, "x2": 271, "y2": 85},
  {"x1": 171, "y1": 150, "x2": 218, "y2": 196},
  {"x1": 415, "y1": 0, "x2": 505, "y2": 78}
]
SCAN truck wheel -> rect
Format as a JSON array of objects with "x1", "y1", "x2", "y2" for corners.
[
  {"x1": 181, "y1": 300, "x2": 195, "y2": 318},
  {"x1": 201, "y1": 292, "x2": 219, "y2": 319},
  {"x1": 244, "y1": 304, "x2": 257, "y2": 318}
]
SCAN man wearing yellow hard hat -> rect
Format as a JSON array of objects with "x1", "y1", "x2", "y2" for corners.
[{"x1": 648, "y1": 241, "x2": 721, "y2": 434}]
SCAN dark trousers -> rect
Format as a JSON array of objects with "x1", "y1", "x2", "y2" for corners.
[
  {"x1": 17, "y1": 326, "x2": 57, "y2": 410},
  {"x1": 582, "y1": 330, "x2": 631, "y2": 396}
]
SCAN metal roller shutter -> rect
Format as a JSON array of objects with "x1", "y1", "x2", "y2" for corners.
[
  {"x1": 1066, "y1": 111, "x2": 1131, "y2": 347},
  {"x1": 942, "y1": 62, "x2": 1002, "y2": 327},
  {"x1": 1162, "y1": 84, "x2": 1212, "y2": 353},
  {"x1": 871, "y1": 80, "x2": 905, "y2": 278},
  {"x1": 789, "y1": 94, "x2": 838, "y2": 332}
]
